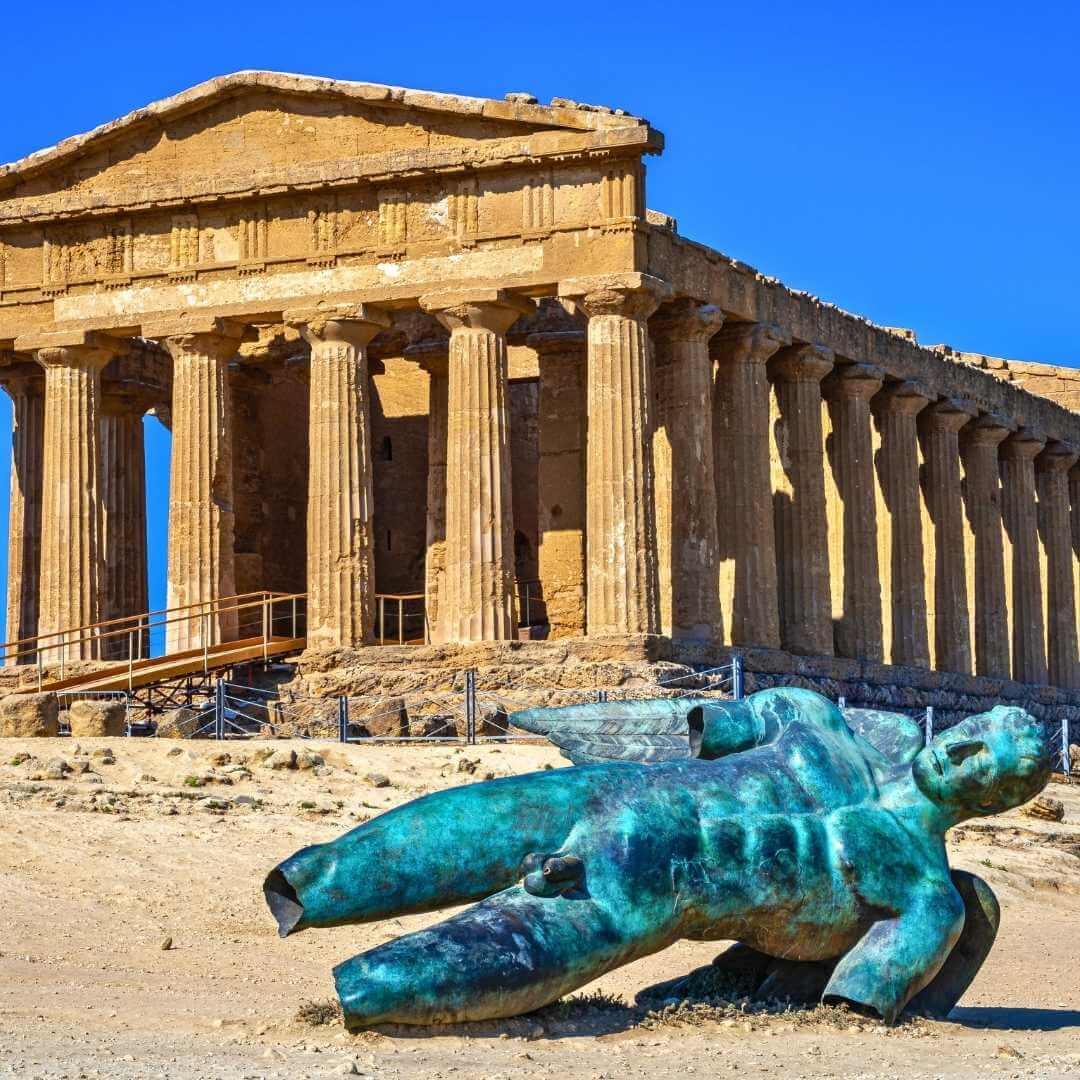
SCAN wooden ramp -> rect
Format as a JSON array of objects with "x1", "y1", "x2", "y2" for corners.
[{"x1": 26, "y1": 635, "x2": 307, "y2": 695}]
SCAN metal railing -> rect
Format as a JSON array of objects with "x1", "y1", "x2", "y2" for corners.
[
  {"x1": 375, "y1": 594, "x2": 427, "y2": 645},
  {"x1": 0, "y1": 591, "x2": 307, "y2": 690},
  {"x1": 137, "y1": 656, "x2": 745, "y2": 745}
]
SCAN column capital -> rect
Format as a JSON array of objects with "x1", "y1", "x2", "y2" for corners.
[
  {"x1": 100, "y1": 383, "x2": 157, "y2": 418},
  {"x1": 919, "y1": 397, "x2": 979, "y2": 434},
  {"x1": 1037, "y1": 440, "x2": 1079, "y2": 473},
  {"x1": 404, "y1": 334, "x2": 452, "y2": 375},
  {"x1": 962, "y1": 411, "x2": 1013, "y2": 447},
  {"x1": 525, "y1": 329, "x2": 586, "y2": 356},
  {"x1": 649, "y1": 298, "x2": 724, "y2": 345},
  {"x1": 288, "y1": 304, "x2": 392, "y2": 350},
  {"x1": 712, "y1": 322, "x2": 790, "y2": 367},
  {"x1": 0, "y1": 359, "x2": 45, "y2": 395},
  {"x1": 16, "y1": 330, "x2": 123, "y2": 373},
  {"x1": 558, "y1": 272, "x2": 673, "y2": 320},
  {"x1": 822, "y1": 361, "x2": 885, "y2": 401},
  {"x1": 1001, "y1": 427, "x2": 1047, "y2": 461},
  {"x1": 768, "y1": 342, "x2": 834, "y2": 384},
  {"x1": 873, "y1": 379, "x2": 932, "y2": 416},
  {"x1": 420, "y1": 288, "x2": 535, "y2": 336}
]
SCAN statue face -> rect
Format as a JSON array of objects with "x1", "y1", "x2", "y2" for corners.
[{"x1": 911, "y1": 707, "x2": 1051, "y2": 818}]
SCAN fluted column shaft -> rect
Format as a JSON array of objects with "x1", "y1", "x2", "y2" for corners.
[
  {"x1": 1037, "y1": 442, "x2": 1079, "y2": 689},
  {"x1": 422, "y1": 291, "x2": 532, "y2": 642},
  {"x1": 533, "y1": 331, "x2": 587, "y2": 639},
  {"x1": 35, "y1": 343, "x2": 115, "y2": 661},
  {"x1": 423, "y1": 362, "x2": 449, "y2": 644},
  {"x1": 100, "y1": 396, "x2": 149, "y2": 658},
  {"x1": 298, "y1": 308, "x2": 389, "y2": 650},
  {"x1": 1001, "y1": 429, "x2": 1047, "y2": 684},
  {"x1": 651, "y1": 300, "x2": 724, "y2": 641},
  {"x1": 960, "y1": 415, "x2": 1011, "y2": 678},
  {"x1": 2, "y1": 370, "x2": 44, "y2": 661},
  {"x1": 769, "y1": 344, "x2": 834, "y2": 656},
  {"x1": 713, "y1": 324, "x2": 786, "y2": 648},
  {"x1": 573, "y1": 281, "x2": 664, "y2": 637},
  {"x1": 823, "y1": 363, "x2": 884, "y2": 661},
  {"x1": 163, "y1": 331, "x2": 242, "y2": 652},
  {"x1": 872, "y1": 381, "x2": 931, "y2": 668},
  {"x1": 920, "y1": 400, "x2": 976, "y2": 674}
]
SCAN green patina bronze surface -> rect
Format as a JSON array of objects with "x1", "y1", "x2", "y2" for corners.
[{"x1": 264, "y1": 688, "x2": 1051, "y2": 1029}]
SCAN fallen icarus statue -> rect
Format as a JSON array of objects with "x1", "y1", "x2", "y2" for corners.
[{"x1": 264, "y1": 687, "x2": 1051, "y2": 1029}]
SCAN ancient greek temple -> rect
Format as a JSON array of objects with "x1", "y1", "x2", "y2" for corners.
[{"x1": 1, "y1": 72, "x2": 1079, "y2": 702}]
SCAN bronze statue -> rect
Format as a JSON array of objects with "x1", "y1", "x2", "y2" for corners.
[{"x1": 265, "y1": 688, "x2": 1050, "y2": 1028}]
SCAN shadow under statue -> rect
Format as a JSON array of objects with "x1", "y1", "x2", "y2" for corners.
[{"x1": 264, "y1": 688, "x2": 1051, "y2": 1029}]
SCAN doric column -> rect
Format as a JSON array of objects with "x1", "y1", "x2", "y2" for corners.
[
  {"x1": 872, "y1": 380, "x2": 931, "y2": 668},
  {"x1": 100, "y1": 390, "x2": 150, "y2": 658},
  {"x1": 1037, "y1": 441, "x2": 1079, "y2": 689},
  {"x1": 822, "y1": 362, "x2": 884, "y2": 661},
  {"x1": 19, "y1": 332, "x2": 120, "y2": 661},
  {"x1": 651, "y1": 299, "x2": 724, "y2": 641},
  {"x1": 155, "y1": 321, "x2": 244, "y2": 652},
  {"x1": 559, "y1": 273, "x2": 670, "y2": 638},
  {"x1": 0, "y1": 365, "x2": 44, "y2": 661},
  {"x1": 768, "y1": 343, "x2": 834, "y2": 656},
  {"x1": 292, "y1": 305, "x2": 390, "y2": 650},
  {"x1": 960, "y1": 414, "x2": 1012, "y2": 678},
  {"x1": 420, "y1": 289, "x2": 534, "y2": 643},
  {"x1": 1001, "y1": 428, "x2": 1047, "y2": 684},
  {"x1": 531, "y1": 328, "x2": 587, "y2": 639},
  {"x1": 919, "y1": 398, "x2": 977, "y2": 674},
  {"x1": 417, "y1": 350, "x2": 449, "y2": 645},
  {"x1": 713, "y1": 323, "x2": 787, "y2": 648}
]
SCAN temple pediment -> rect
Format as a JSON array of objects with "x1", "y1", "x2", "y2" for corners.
[{"x1": 0, "y1": 72, "x2": 657, "y2": 222}]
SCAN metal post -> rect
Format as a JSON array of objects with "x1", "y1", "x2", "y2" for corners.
[
  {"x1": 215, "y1": 679, "x2": 225, "y2": 740},
  {"x1": 292, "y1": 597, "x2": 297, "y2": 639},
  {"x1": 339, "y1": 696, "x2": 350, "y2": 743},
  {"x1": 379, "y1": 596, "x2": 386, "y2": 645},
  {"x1": 924, "y1": 706, "x2": 934, "y2": 747},
  {"x1": 596, "y1": 689, "x2": 609, "y2": 704},
  {"x1": 60, "y1": 633, "x2": 66, "y2": 680},
  {"x1": 465, "y1": 669, "x2": 477, "y2": 745},
  {"x1": 37, "y1": 648, "x2": 43, "y2": 691},
  {"x1": 262, "y1": 599, "x2": 270, "y2": 660},
  {"x1": 128, "y1": 631, "x2": 134, "y2": 693},
  {"x1": 732, "y1": 654, "x2": 744, "y2": 701},
  {"x1": 398, "y1": 598, "x2": 405, "y2": 646},
  {"x1": 202, "y1": 612, "x2": 210, "y2": 673},
  {"x1": 1062, "y1": 716, "x2": 1071, "y2": 776}
]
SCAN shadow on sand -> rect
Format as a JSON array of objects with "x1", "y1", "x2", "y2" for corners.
[{"x1": 948, "y1": 1006, "x2": 1080, "y2": 1032}]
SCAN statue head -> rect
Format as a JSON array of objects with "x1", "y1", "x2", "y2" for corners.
[{"x1": 911, "y1": 706, "x2": 1052, "y2": 820}]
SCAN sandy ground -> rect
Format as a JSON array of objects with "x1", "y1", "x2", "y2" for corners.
[{"x1": 0, "y1": 737, "x2": 1077, "y2": 1080}]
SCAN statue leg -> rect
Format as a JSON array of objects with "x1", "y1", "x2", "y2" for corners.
[
  {"x1": 333, "y1": 885, "x2": 676, "y2": 1027},
  {"x1": 264, "y1": 765, "x2": 621, "y2": 936},
  {"x1": 905, "y1": 870, "x2": 999, "y2": 1018}
]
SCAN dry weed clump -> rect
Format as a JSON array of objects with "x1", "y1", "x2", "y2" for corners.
[{"x1": 295, "y1": 998, "x2": 343, "y2": 1027}]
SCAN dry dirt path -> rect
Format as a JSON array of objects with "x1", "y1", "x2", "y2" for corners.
[{"x1": 0, "y1": 738, "x2": 1078, "y2": 1079}]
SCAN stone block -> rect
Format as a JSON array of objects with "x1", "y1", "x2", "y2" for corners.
[
  {"x1": 0, "y1": 693, "x2": 59, "y2": 737},
  {"x1": 356, "y1": 697, "x2": 409, "y2": 738},
  {"x1": 68, "y1": 699, "x2": 127, "y2": 737}
]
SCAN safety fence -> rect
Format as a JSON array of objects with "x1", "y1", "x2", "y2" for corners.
[{"x1": 80, "y1": 655, "x2": 744, "y2": 745}]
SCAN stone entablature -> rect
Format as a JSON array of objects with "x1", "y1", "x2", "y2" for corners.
[
  {"x1": 2, "y1": 70, "x2": 1079, "y2": 706},
  {"x1": 645, "y1": 228, "x2": 1080, "y2": 448}
]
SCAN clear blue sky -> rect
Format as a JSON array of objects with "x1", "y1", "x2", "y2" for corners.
[{"x1": 1, "y1": 0, "x2": 1077, "y2": 623}]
